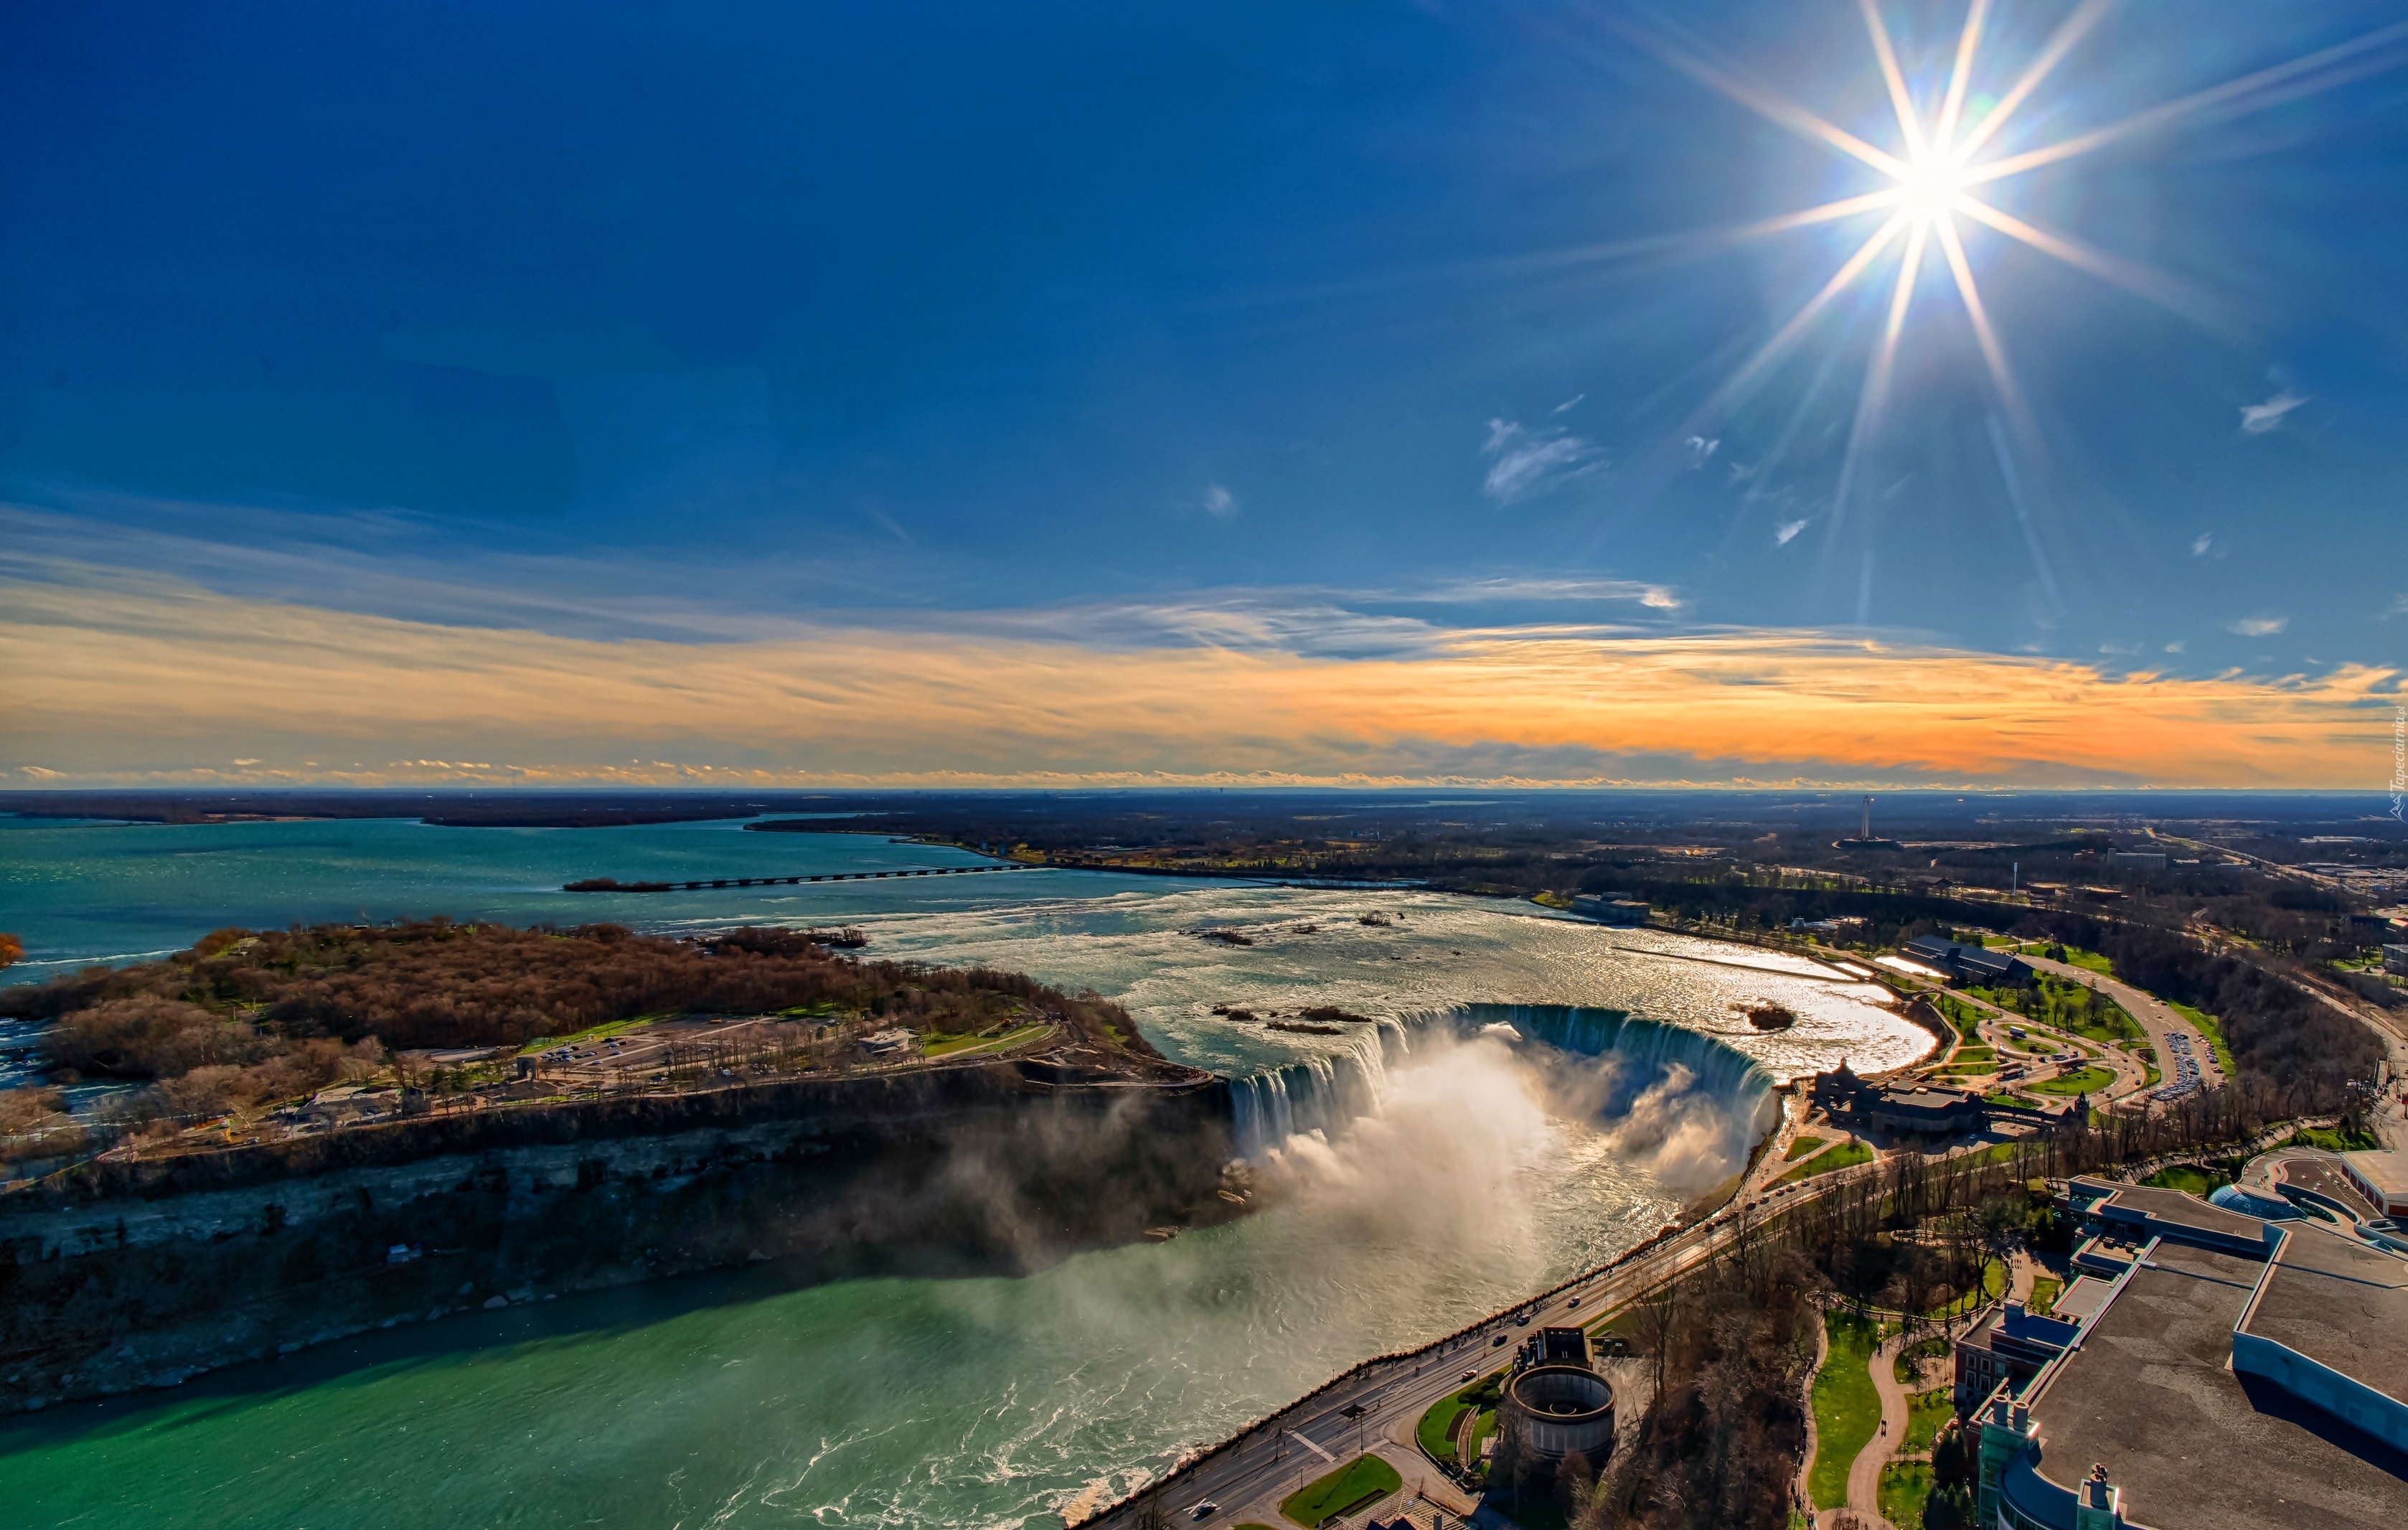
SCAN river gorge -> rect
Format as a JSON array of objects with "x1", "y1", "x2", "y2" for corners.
[{"x1": 0, "y1": 816, "x2": 1928, "y2": 1528}]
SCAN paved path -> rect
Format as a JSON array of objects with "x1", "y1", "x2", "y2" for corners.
[
  {"x1": 1847, "y1": 1332, "x2": 1912, "y2": 1529},
  {"x1": 1887, "y1": 975, "x2": 2148, "y2": 1104},
  {"x1": 2020, "y1": 954, "x2": 2223, "y2": 1096}
]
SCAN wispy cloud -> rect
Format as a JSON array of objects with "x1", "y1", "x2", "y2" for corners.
[
  {"x1": 1200, "y1": 484, "x2": 1238, "y2": 517},
  {"x1": 2191, "y1": 532, "x2": 2213, "y2": 557},
  {"x1": 1684, "y1": 435, "x2": 1720, "y2": 468},
  {"x1": 1481, "y1": 419, "x2": 1606, "y2": 505},
  {"x1": 1552, "y1": 393, "x2": 1585, "y2": 414},
  {"x1": 2225, "y1": 611, "x2": 2289, "y2": 637},
  {"x1": 1391, "y1": 576, "x2": 1678, "y2": 609},
  {"x1": 1, "y1": 570, "x2": 2397, "y2": 790},
  {"x1": 1776, "y1": 519, "x2": 1808, "y2": 546},
  {"x1": 2381, "y1": 593, "x2": 2408, "y2": 621},
  {"x1": 2239, "y1": 390, "x2": 2308, "y2": 434}
]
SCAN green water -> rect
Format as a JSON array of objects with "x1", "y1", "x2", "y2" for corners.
[{"x1": 0, "y1": 817, "x2": 1926, "y2": 1526}]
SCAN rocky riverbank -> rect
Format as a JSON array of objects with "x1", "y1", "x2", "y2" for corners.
[{"x1": 0, "y1": 1059, "x2": 1242, "y2": 1412}]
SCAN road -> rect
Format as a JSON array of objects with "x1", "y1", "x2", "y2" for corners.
[
  {"x1": 1079, "y1": 1155, "x2": 1897, "y2": 1529},
  {"x1": 1888, "y1": 977, "x2": 2149, "y2": 1106},
  {"x1": 2017, "y1": 954, "x2": 2224, "y2": 1097}
]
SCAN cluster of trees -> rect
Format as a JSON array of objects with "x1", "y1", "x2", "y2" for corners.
[
  {"x1": 2023, "y1": 911, "x2": 2381, "y2": 1092},
  {"x1": 0, "y1": 918, "x2": 1152, "y2": 1140},
  {"x1": 1554, "y1": 1088, "x2": 2285, "y2": 1530}
]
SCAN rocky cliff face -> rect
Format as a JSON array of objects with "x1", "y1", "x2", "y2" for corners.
[{"x1": 0, "y1": 1061, "x2": 1238, "y2": 1412}]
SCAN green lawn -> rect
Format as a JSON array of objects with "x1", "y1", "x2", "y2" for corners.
[
  {"x1": 1970, "y1": 974, "x2": 2142, "y2": 1045},
  {"x1": 1279, "y1": 1454, "x2": 1401, "y2": 1527},
  {"x1": 2143, "y1": 1163, "x2": 2229, "y2": 1196},
  {"x1": 2277, "y1": 1123, "x2": 2382, "y2": 1153},
  {"x1": 1777, "y1": 1140, "x2": 1874, "y2": 1187},
  {"x1": 1880, "y1": 1461, "x2": 1937, "y2": 1530},
  {"x1": 1902, "y1": 1388, "x2": 1955, "y2": 1454},
  {"x1": 1785, "y1": 1134, "x2": 1829, "y2": 1160},
  {"x1": 517, "y1": 1013, "x2": 669, "y2": 1053},
  {"x1": 1809, "y1": 1312, "x2": 1883, "y2": 1509},
  {"x1": 921, "y1": 1022, "x2": 1048, "y2": 1059},
  {"x1": 2028, "y1": 1276, "x2": 2062, "y2": 1316},
  {"x1": 1416, "y1": 1394, "x2": 1468, "y2": 1463},
  {"x1": 2027, "y1": 1065, "x2": 2115, "y2": 1097}
]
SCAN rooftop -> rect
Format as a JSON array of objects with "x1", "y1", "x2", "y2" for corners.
[
  {"x1": 2094, "y1": 1183, "x2": 2270, "y2": 1249},
  {"x1": 2343, "y1": 1148, "x2": 2408, "y2": 1199},
  {"x1": 2276, "y1": 1155, "x2": 2382, "y2": 1220},
  {"x1": 2021, "y1": 1239, "x2": 2408, "y2": 1530},
  {"x1": 2047, "y1": 1275, "x2": 2114, "y2": 1323},
  {"x1": 2242, "y1": 1224, "x2": 2408, "y2": 1397}
]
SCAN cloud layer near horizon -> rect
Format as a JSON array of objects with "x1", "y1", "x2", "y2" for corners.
[{"x1": 5, "y1": 574, "x2": 2397, "y2": 790}]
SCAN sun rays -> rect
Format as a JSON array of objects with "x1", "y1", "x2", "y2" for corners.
[{"x1": 1621, "y1": 1, "x2": 2408, "y2": 527}]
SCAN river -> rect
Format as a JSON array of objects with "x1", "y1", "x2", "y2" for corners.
[{"x1": 0, "y1": 815, "x2": 1925, "y2": 1527}]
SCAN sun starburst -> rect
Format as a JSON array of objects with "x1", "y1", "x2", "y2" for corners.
[{"x1": 1621, "y1": 1, "x2": 2408, "y2": 540}]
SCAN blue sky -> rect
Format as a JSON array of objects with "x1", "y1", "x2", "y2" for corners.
[{"x1": 4, "y1": 1, "x2": 2404, "y2": 787}]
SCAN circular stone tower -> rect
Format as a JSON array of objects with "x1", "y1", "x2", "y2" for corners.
[{"x1": 1503, "y1": 1365, "x2": 1615, "y2": 1472}]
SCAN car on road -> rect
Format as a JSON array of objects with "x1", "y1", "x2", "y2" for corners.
[
  {"x1": 1187, "y1": 1500, "x2": 1217, "y2": 1520},
  {"x1": 1566, "y1": 1296, "x2": 1580, "y2": 1308},
  {"x1": 1492, "y1": 1333, "x2": 1510, "y2": 1346},
  {"x1": 1460, "y1": 1370, "x2": 1477, "y2": 1383}
]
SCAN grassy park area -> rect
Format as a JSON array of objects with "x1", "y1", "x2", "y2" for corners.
[
  {"x1": 1777, "y1": 1139, "x2": 1873, "y2": 1187},
  {"x1": 921, "y1": 1021, "x2": 1049, "y2": 1059},
  {"x1": 1808, "y1": 1311, "x2": 1881, "y2": 1509},
  {"x1": 2276, "y1": 1122, "x2": 2381, "y2": 1153},
  {"x1": 1968, "y1": 974, "x2": 2141, "y2": 1046},
  {"x1": 1415, "y1": 1395, "x2": 1468, "y2": 1463},
  {"x1": 2028, "y1": 1275, "x2": 2063, "y2": 1316},
  {"x1": 2028, "y1": 1064, "x2": 2115, "y2": 1097},
  {"x1": 2143, "y1": 1163, "x2": 2231, "y2": 1196},
  {"x1": 1902, "y1": 1388, "x2": 1954, "y2": 1453},
  {"x1": 1785, "y1": 1134, "x2": 1828, "y2": 1160},
  {"x1": 1279, "y1": 1454, "x2": 1400, "y2": 1527},
  {"x1": 1880, "y1": 1460, "x2": 1937, "y2": 1529}
]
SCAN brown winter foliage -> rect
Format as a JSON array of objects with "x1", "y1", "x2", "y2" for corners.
[
  {"x1": 1564, "y1": 1084, "x2": 2298, "y2": 1530},
  {"x1": 0, "y1": 919, "x2": 1154, "y2": 1119}
]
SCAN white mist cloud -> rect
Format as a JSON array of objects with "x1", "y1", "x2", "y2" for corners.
[
  {"x1": 1200, "y1": 484, "x2": 1237, "y2": 518},
  {"x1": 1482, "y1": 419, "x2": 1606, "y2": 506},
  {"x1": 2225, "y1": 612, "x2": 2288, "y2": 637},
  {"x1": 1776, "y1": 519, "x2": 1808, "y2": 546},
  {"x1": 2239, "y1": 391, "x2": 2307, "y2": 434}
]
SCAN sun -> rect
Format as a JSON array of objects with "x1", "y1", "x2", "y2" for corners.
[
  {"x1": 1615, "y1": 0, "x2": 2408, "y2": 525},
  {"x1": 1893, "y1": 146, "x2": 1969, "y2": 227}
]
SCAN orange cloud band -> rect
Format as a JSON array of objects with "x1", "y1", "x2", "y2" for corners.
[{"x1": 2, "y1": 577, "x2": 2397, "y2": 787}]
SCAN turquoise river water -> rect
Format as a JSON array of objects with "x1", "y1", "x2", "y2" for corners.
[{"x1": 0, "y1": 815, "x2": 1926, "y2": 1528}]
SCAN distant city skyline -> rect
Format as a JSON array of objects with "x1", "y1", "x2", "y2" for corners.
[{"x1": 4, "y1": 1, "x2": 2403, "y2": 788}]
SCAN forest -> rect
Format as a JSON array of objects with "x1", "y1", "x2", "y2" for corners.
[{"x1": 0, "y1": 919, "x2": 1152, "y2": 1144}]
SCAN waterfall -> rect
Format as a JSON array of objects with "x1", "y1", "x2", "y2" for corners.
[{"x1": 1224, "y1": 1003, "x2": 1777, "y2": 1158}]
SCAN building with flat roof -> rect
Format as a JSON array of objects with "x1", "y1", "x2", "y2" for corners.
[
  {"x1": 1570, "y1": 893, "x2": 1648, "y2": 925},
  {"x1": 2382, "y1": 943, "x2": 2408, "y2": 976},
  {"x1": 1970, "y1": 1187, "x2": 2408, "y2": 1529},
  {"x1": 1901, "y1": 934, "x2": 2035, "y2": 986},
  {"x1": 2341, "y1": 1148, "x2": 2408, "y2": 1219}
]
